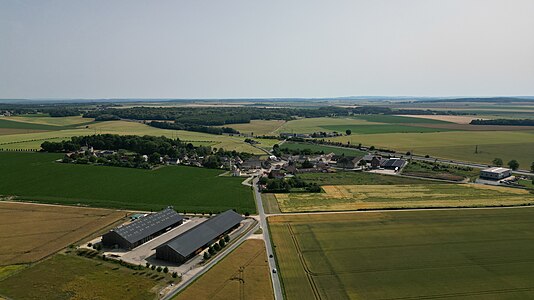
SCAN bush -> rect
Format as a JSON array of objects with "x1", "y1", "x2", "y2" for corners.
[
  {"x1": 203, "y1": 252, "x2": 211, "y2": 260},
  {"x1": 208, "y1": 246, "x2": 215, "y2": 255},
  {"x1": 156, "y1": 266, "x2": 163, "y2": 272},
  {"x1": 224, "y1": 235, "x2": 230, "y2": 242},
  {"x1": 219, "y1": 239, "x2": 226, "y2": 248},
  {"x1": 172, "y1": 272, "x2": 178, "y2": 278},
  {"x1": 214, "y1": 243, "x2": 221, "y2": 251},
  {"x1": 146, "y1": 262, "x2": 150, "y2": 268},
  {"x1": 163, "y1": 267, "x2": 169, "y2": 273},
  {"x1": 151, "y1": 265, "x2": 156, "y2": 270},
  {"x1": 87, "y1": 243, "x2": 92, "y2": 247}
]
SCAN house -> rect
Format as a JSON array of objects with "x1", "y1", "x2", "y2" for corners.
[
  {"x1": 336, "y1": 156, "x2": 362, "y2": 169},
  {"x1": 240, "y1": 158, "x2": 264, "y2": 171},
  {"x1": 155, "y1": 210, "x2": 244, "y2": 264},
  {"x1": 480, "y1": 167, "x2": 512, "y2": 180},
  {"x1": 102, "y1": 208, "x2": 183, "y2": 250},
  {"x1": 370, "y1": 156, "x2": 382, "y2": 169}
]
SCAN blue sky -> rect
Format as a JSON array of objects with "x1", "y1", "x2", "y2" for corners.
[{"x1": 1, "y1": 0, "x2": 533, "y2": 99}]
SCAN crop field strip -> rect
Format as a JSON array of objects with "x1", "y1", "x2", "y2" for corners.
[
  {"x1": 269, "y1": 208, "x2": 534, "y2": 300},
  {"x1": 274, "y1": 184, "x2": 534, "y2": 212},
  {"x1": 175, "y1": 239, "x2": 273, "y2": 300},
  {"x1": 0, "y1": 202, "x2": 124, "y2": 265},
  {"x1": 0, "y1": 152, "x2": 255, "y2": 213}
]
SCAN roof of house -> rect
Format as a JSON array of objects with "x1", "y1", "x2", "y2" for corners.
[
  {"x1": 157, "y1": 210, "x2": 244, "y2": 258},
  {"x1": 381, "y1": 158, "x2": 406, "y2": 168},
  {"x1": 110, "y1": 208, "x2": 183, "y2": 244},
  {"x1": 482, "y1": 167, "x2": 511, "y2": 173}
]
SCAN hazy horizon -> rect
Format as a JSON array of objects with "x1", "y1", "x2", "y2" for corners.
[{"x1": 2, "y1": 0, "x2": 534, "y2": 99}]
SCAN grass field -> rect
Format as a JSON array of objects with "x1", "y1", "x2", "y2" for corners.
[
  {"x1": 321, "y1": 124, "x2": 452, "y2": 134},
  {"x1": 0, "y1": 254, "x2": 165, "y2": 300},
  {"x1": 298, "y1": 171, "x2": 444, "y2": 185},
  {"x1": 402, "y1": 161, "x2": 479, "y2": 181},
  {"x1": 274, "y1": 117, "x2": 377, "y2": 134},
  {"x1": 4, "y1": 115, "x2": 92, "y2": 127},
  {"x1": 328, "y1": 130, "x2": 534, "y2": 167},
  {"x1": 0, "y1": 119, "x2": 265, "y2": 154},
  {"x1": 0, "y1": 118, "x2": 63, "y2": 131},
  {"x1": 269, "y1": 208, "x2": 534, "y2": 299},
  {"x1": 273, "y1": 183, "x2": 534, "y2": 212},
  {"x1": 353, "y1": 114, "x2": 452, "y2": 124},
  {"x1": 0, "y1": 202, "x2": 124, "y2": 265},
  {"x1": 175, "y1": 239, "x2": 273, "y2": 300},
  {"x1": 0, "y1": 152, "x2": 255, "y2": 213},
  {"x1": 280, "y1": 142, "x2": 366, "y2": 156},
  {"x1": 219, "y1": 120, "x2": 286, "y2": 135}
]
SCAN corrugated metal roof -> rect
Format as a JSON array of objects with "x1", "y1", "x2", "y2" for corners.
[
  {"x1": 157, "y1": 210, "x2": 244, "y2": 257},
  {"x1": 112, "y1": 208, "x2": 183, "y2": 244}
]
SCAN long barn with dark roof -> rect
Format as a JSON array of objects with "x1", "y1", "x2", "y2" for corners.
[
  {"x1": 155, "y1": 210, "x2": 244, "y2": 264},
  {"x1": 102, "y1": 208, "x2": 183, "y2": 250}
]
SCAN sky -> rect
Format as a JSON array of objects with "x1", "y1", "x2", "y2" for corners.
[{"x1": 1, "y1": 0, "x2": 534, "y2": 99}]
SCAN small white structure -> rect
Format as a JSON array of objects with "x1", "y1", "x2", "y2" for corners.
[{"x1": 480, "y1": 167, "x2": 512, "y2": 180}]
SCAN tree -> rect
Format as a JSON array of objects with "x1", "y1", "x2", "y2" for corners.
[
  {"x1": 151, "y1": 265, "x2": 156, "y2": 270},
  {"x1": 508, "y1": 160, "x2": 519, "y2": 170},
  {"x1": 214, "y1": 243, "x2": 221, "y2": 251},
  {"x1": 163, "y1": 267, "x2": 169, "y2": 273},
  {"x1": 146, "y1": 262, "x2": 150, "y2": 268},
  {"x1": 208, "y1": 246, "x2": 215, "y2": 255},
  {"x1": 156, "y1": 266, "x2": 163, "y2": 272},
  {"x1": 219, "y1": 239, "x2": 226, "y2": 248},
  {"x1": 492, "y1": 158, "x2": 503, "y2": 166},
  {"x1": 203, "y1": 252, "x2": 211, "y2": 260},
  {"x1": 149, "y1": 152, "x2": 161, "y2": 164},
  {"x1": 345, "y1": 129, "x2": 352, "y2": 135},
  {"x1": 224, "y1": 235, "x2": 230, "y2": 242},
  {"x1": 172, "y1": 272, "x2": 178, "y2": 278}
]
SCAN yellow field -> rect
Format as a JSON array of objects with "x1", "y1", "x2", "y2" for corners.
[
  {"x1": 219, "y1": 120, "x2": 286, "y2": 135},
  {"x1": 396, "y1": 115, "x2": 483, "y2": 124},
  {"x1": 4, "y1": 115, "x2": 92, "y2": 127},
  {"x1": 175, "y1": 239, "x2": 273, "y2": 300},
  {"x1": 274, "y1": 184, "x2": 534, "y2": 212},
  {"x1": 0, "y1": 202, "x2": 124, "y2": 265},
  {"x1": 0, "y1": 120, "x2": 265, "y2": 154}
]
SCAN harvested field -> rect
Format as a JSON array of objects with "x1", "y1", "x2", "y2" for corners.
[
  {"x1": 175, "y1": 239, "x2": 273, "y2": 300},
  {"x1": 269, "y1": 208, "x2": 534, "y2": 299},
  {"x1": 397, "y1": 114, "x2": 482, "y2": 124},
  {"x1": 0, "y1": 202, "x2": 124, "y2": 265},
  {"x1": 274, "y1": 184, "x2": 534, "y2": 212},
  {"x1": 0, "y1": 254, "x2": 164, "y2": 300},
  {"x1": 219, "y1": 120, "x2": 286, "y2": 135}
]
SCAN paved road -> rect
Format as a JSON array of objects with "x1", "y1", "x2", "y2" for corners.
[
  {"x1": 161, "y1": 220, "x2": 258, "y2": 300},
  {"x1": 253, "y1": 177, "x2": 284, "y2": 300}
]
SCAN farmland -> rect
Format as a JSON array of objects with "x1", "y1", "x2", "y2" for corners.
[
  {"x1": 280, "y1": 142, "x2": 366, "y2": 156},
  {"x1": 219, "y1": 119, "x2": 286, "y2": 135},
  {"x1": 269, "y1": 208, "x2": 534, "y2": 300},
  {"x1": 273, "y1": 184, "x2": 534, "y2": 212},
  {"x1": 0, "y1": 118, "x2": 265, "y2": 154},
  {"x1": 0, "y1": 202, "x2": 123, "y2": 265},
  {"x1": 0, "y1": 254, "x2": 165, "y2": 300},
  {"x1": 0, "y1": 152, "x2": 255, "y2": 214},
  {"x1": 298, "y1": 171, "x2": 440, "y2": 185},
  {"x1": 175, "y1": 239, "x2": 273, "y2": 300}
]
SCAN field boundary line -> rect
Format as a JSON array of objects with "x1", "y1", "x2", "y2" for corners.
[{"x1": 287, "y1": 224, "x2": 321, "y2": 300}]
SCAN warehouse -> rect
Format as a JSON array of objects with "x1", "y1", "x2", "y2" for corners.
[
  {"x1": 102, "y1": 208, "x2": 183, "y2": 250},
  {"x1": 155, "y1": 210, "x2": 244, "y2": 264},
  {"x1": 380, "y1": 158, "x2": 407, "y2": 171},
  {"x1": 480, "y1": 167, "x2": 512, "y2": 180}
]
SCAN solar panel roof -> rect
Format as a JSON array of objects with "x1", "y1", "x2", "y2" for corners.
[
  {"x1": 112, "y1": 208, "x2": 183, "y2": 243},
  {"x1": 157, "y1": 210, "x2": 244, "y2": 257}
]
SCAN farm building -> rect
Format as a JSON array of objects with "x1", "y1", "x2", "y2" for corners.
[
  {"x1": 480, "y1": 167, "x2": 512, "y2": 180},
  {"x1": 381, "y1": 158, "x2": 407, "y2": 171},
  {"x1": 155, "y1": 210, "x2": 244, "y2": 264},
  {"x1": 102, "y1": 208, "x2": 183, "y2": 250}
]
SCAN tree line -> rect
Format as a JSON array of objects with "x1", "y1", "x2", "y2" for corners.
[{"x1": 471, "y1": 119, "x2": 534, "y2": 126}]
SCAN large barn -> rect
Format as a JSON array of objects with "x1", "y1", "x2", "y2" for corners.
[
  {"x1": 480, "y1": 167, "x2": 512, "y2": 180},
  {"x1": 155, "y1": 210, "x2": 244, "y2": 264},
  {"x1": 102, "y1": 208, "x2": 183, "y2": 250}
]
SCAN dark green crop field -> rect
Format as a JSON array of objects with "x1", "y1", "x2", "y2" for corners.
[
  {"x1": 0, "y1": 119, "x2": 61, "y2": 131},
  {"x1": 270, "y1": 208, "x2": 534, "y2": 299},
  {"x1": 321, "y1": 124, "x2": 453, "y2": 134},
  {"x1": 353, "y1": 114, "x2": 453, "y2": 124},
  {"x1": 0, "y1": 152, "x2": 255, "y2": 213}
]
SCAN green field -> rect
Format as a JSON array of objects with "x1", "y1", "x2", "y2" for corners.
[
  {"x1": 274, "y1": 183, "x2": 534, "y2": 212},
  {"x1": 0, "y1": 152, "x2": 255, "y2": 213},
  {"x1": 321, "y1": 124, "x2": 451, "y2": 134},
  {"x1": 0, "y1": 119, "x2": 265, "y2": 154},
  {"x1": 298, "y1": 171, "x2": 441, "y2": 185},
  {"x1": 269, "y1": 208, "x2": 534, "y2": 299},
  {"x1": 0, "y1": 254, "x2": 165, "y2": 300},
  {"x1": 0, "y1": 118, "x2": 64, "y2": 131},
  {"x1": 353, "y1": 114, "x2": 453, "y2": 124},
  {"x1": 328, "y1": 130, "x2": 534, "y2": 168},
  {"x1": 280, "y1": 142, "x2": 366, "y2": 156}
]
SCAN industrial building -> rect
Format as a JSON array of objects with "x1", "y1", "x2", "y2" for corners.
[
  {"x1": 381, "y1": 158, "x2": 407, "y2": 170},
  {"x1": 480, "y1": 167, "x2": 512, "y2": 180},
  {"x1": 102, "y1": 208, "x2": 183, "y2": 250},
  {"x1": 155, "y1": 210, "x2": 244, "y2": 264}
]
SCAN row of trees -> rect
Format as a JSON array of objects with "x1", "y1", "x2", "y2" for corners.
[
  {"x1": 472, "y1": 119, "x2": 534, "y2": 126},
  {"x1": 149, "y1": 121, "x2": 239, "y2": 135},
  {"x1": 492, "y1": 158, "x2": 529, "y2": 171},
  {"x1": 203, "y1": 235, "x2": 230, "y2": 260}
]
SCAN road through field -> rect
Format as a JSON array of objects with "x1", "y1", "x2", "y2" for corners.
[{"x1": 253, "y1": 177, "x2": 284, "y2": 300}]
